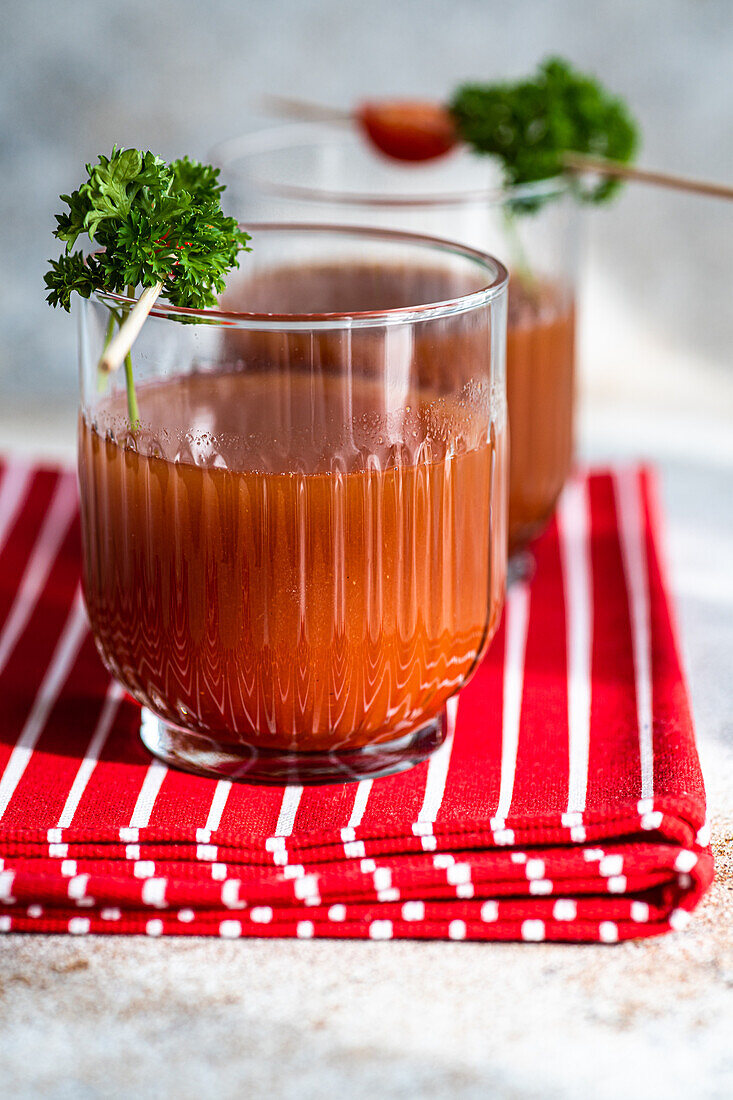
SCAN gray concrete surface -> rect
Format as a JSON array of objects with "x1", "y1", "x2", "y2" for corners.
[{"x1": 0, "y1": 881, "x2": 731, "y2": 1100}]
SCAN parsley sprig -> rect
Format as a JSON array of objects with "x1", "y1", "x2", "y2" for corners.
[
  {"x1": 45, "y1": 149, "x2": 251, "y2": 426},
  {"x1": 450, "y1": 58, "x2": 639, "y2": 210},
  {"x1": 46, "y1": 148, "x2": 251, "y2": 311}
]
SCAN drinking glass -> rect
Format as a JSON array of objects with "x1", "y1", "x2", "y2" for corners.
[
  {"x1": 78, "y1": 224, "x2": 508, "y2": 784},
  {"x1": 215, "y1": 123, "x2": 579, "y2": 554}
]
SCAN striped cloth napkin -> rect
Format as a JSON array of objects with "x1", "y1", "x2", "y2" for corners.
[{"x1": 0, "y1": 460, "x2": 713, "y2": 942}]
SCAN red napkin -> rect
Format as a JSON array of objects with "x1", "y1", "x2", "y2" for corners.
[{"x1": 0, "y1": 460, "x2": 713, "y2": 942}]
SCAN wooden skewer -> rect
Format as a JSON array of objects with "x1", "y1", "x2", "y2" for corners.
[
  {"x1": 98, "y1": 281, "x2": 164, "y2": 373},
  {"x1": 563, "y1": 152, "x2": 733, "y2": 202},
  {"x1": 260, "y1": 94, "x2": 350, "y2": 124},
  {"x1": 263, "y1": 95, "x2": 733, "y2": 203}
]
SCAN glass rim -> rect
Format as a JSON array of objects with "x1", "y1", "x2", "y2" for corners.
[
  {"x1": 92, "y1": 221, "x2": 508, "y2": 331},
  {"x1": 211, "y1": 122, "x2": 570, "y2": 208}
]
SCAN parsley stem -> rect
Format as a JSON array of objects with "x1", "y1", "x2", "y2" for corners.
[
  {"x1": 124, "y1": 349, "x2": 140, "y2": 429},
  {"x1": 97, "y1": 310, "x2": 117, "y2": 394},
  {"x1": 122, "y1": 285, "x2": 140, "y2": 430},
  {"x1": 103, "y1": 311, "x2": 116, "y2": 350},
  {"x1": 501, "y1": 207, "x2": 540, "y2": 304}
]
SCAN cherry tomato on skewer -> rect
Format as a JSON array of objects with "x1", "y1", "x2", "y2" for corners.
[{"x1": 356, "y1": 101, "x2": 458, "y2": 162}]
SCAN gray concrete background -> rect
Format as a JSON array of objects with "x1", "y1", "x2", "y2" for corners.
[
  {"x1": 1, "y1": 0, "x2": 732, "y2": 416},
  {"x1": 1, "y1": 3, "x2": 732, "y2": 1097}
]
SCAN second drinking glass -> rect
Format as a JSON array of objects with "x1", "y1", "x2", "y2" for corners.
[{"x1": 216, "y1": 123, "x2": 578, "y2": 554}]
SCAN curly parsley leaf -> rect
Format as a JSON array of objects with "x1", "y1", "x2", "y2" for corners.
[
  {"x1": 171, "y1": 156, "x2": 225, "y2": 204},
  {"x1": 44, "y1": 250, "x2": 100, "y2": 311},
  {"x1": 46, "y1": 147, "x2": 251, "y2": 310},
  {"x1": 450, "y1": 58, "x2": 639, "y2": 210}
]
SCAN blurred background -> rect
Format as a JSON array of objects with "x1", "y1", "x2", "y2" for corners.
[{"x1": 1, "y1": 0, "x2": 731, "y2": 464}]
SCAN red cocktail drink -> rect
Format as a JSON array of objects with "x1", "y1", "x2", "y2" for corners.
[{"x1": 78, "y1": 226, "x2": 508, "y2": 782}]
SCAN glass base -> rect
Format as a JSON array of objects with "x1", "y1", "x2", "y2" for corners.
[{"x1": 139, "y1": 707, "x2": 447, "y2": 785}]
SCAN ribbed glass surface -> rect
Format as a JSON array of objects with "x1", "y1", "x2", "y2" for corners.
[{"x1": 77, "y1": 227, "x2": 507, "y2": 754}]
